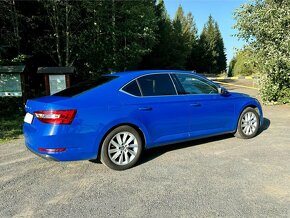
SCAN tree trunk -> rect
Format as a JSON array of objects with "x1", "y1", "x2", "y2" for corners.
[
  {"x1": 111, "y1": 0, "x2": 116, "y2": 69},
  {"x1": 52, "y1": 3, "x2": 62, "y2": 66},
  {"x1": 11, "y1": 0, "x2": 20, "y2": 52},
  {"x1": 65, "y1": 0, "x2": 69, "y2": 66}
]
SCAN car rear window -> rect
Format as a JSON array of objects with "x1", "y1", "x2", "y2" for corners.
[{"x1": 53, "y1": 76, "x2": 117, "y2": 97}]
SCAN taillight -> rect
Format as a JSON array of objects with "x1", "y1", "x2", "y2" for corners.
[{"x1": 34, "y1": 110, "x2": 77, "y2": 124}]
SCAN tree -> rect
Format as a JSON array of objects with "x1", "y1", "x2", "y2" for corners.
[
  {"x1": 215, "y1": 23, "x2": 227, "y2": 73},
  {"x1": 140, "y1": 3, "x2": 197, "y2": 70},
  {"x1": 185, "y1": 13, "x2": 199, "y2": 71},
  {"x1": 197, "y1": 15, "x2": 226, "y2": 74},
  {"x1": 169, "y1": 5, "x2": 188, "y2": 69},
  {"x1": 170, "y1": 5, "x2": 195, "y2": 69},
  {"x1": 234, "y1": 0, "x2": 290, "y2": 103},
  {"x1": 139, "y1": 0, "x2": 173, "y2": 69},
  {"x1": 115, "y1": 0, "x2": 157, "y2": 71},
  {"x1": 41, "y1": 0, "x2": 87, "y2": 67},
  {"x1": 228, "y1": 56, "x2": 236, "y2": 77},
  {"x1": 0, "y1": 0, "x2": 21, "y2": 60},
  {"x1": 229, "y1": 48, "x2": 259, "y2": 76}
]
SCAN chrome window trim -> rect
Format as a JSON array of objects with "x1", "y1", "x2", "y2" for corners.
[
  {"x1": 119, "y1": 72, "x2": 220, "y2": 98},
  {"x1": 169, "y1": 74, "x2": 178, "y2": 95},
  {"x1": 136, "y1": 79, "x2": 143, "y2": 96},
  {"x1": 119, "y1": 80, "x2": 142, "y2": 97}
]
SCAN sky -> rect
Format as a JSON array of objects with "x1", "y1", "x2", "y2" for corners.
[{"x1": 164, "y1": 0, "x2": 247, "y2": 65}]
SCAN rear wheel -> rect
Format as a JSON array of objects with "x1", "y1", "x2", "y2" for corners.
[
  {"x1": 235, "y1": 107, "x2": 260, "y2": 139},
  {"x1": 100, "y1": 126, "x2": 142, "y2": 170}
]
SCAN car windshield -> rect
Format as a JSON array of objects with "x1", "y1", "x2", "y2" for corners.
[{"x1": 53, "y1": 76, "x2": 118, "y2": 97}]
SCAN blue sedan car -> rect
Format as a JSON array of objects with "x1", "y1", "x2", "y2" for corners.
[{"x1": 23, "y1": 70, "x2": 263, "y2": 170}]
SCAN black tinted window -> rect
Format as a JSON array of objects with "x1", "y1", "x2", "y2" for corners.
[
  {"x1": 137, "y1": 74, "x2": 176, "y2": 96},
  {"x1": 53, "y1": 76, "x2": 117, "y2": 97},
  {"x1": 174, "y1": 74, "x2": 218, "y2": 94},
  {"x1": 122, "y1": 80, "x2": 141, "y2": 96}
]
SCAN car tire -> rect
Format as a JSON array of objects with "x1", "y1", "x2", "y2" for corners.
[
  {"x1": 234, "y1": 107, "x2": 260, "y2": 139},
  {"x1": 100, "y1": 125, "x2": 142, "y2": 170}
]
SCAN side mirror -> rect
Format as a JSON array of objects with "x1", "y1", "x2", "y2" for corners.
[{"x1": 218, "y1": 87, "x2": 229, "y2": 95}]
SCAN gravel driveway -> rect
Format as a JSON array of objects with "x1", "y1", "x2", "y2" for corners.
[{"x1": 1, "y1": 84, "x2": 290, "y2": 217}]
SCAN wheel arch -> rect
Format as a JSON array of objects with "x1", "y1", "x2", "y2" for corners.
[
  {"x1": 241, "y1": 104, "x2": 259, "y2": 114},
  {"x1": 235, "y1": 103, "x2": 262, "y2": 131}
]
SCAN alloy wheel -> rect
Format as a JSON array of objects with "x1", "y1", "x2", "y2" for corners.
[
  {"x1": 108, "y1": 131, "x2": 139, "y2": 166},
  {"x1": 241, "y1": 111, "x2": 258, "y2": 136}
]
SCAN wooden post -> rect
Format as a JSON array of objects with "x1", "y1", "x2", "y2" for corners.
[
  {"x1": 65, "y1": 74, "x2": 70, "y2": 88},
  {"x1": 44, "y1": 74, "x2": 50, "y2": 95},
  {"x1": 20, "y1": 73, "x2": 26, "y2": 106}
]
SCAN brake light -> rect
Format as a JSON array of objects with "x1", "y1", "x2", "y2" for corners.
[{"x1": 34, "y1": 110, "x2": 77, "y2": 124}]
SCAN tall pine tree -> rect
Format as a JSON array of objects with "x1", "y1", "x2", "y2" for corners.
[
  {"x1": 185, "y1": 13, "x2": 198, "y2": 71},
  {"x1": 197, "y1": 15, "x2": 226, "y2": 74},
  {"x1": 170, "y1": 5, "x2": 197, "y2": 69},
  {"x1": 215, "y1": 22, "x2": 227, "y2": 73}
]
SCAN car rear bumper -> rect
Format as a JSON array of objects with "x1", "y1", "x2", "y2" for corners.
[
  {"x1": 23, "y1": 123, "x2": 100, "y2": 161},
  {"x1": 25, "y1": 143, "x2": 59, "y2": 161},
  {"x1": 25, "y1": 139, "x2": 97, "y2": 161}
]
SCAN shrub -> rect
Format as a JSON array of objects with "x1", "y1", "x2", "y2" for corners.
[
  {"x1": 234, "y1": 0, "x2": 290, "y2": 104},
  {"x1": 0, "y1": 97, "x2": 24, "y2": 117}
]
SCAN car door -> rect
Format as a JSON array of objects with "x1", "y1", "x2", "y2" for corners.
[
  {"x1": 172, "y1": 73, "x2": 235, "y2": 138},
  {"x1": 121, "y1": 73, "x2": 191, "y2": 147}
]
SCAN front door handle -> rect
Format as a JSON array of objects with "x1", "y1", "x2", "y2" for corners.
[
  {"x1": 138, "y1": 107, "x2": 152, "y2": 111},
  {"x1": 190, "y1": 103, "x2": 201, "y2": 107}
]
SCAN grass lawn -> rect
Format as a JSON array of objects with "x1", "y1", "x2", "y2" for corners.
[{"x1": 0, "y1": 114, "x2": 24, "y2": 143}]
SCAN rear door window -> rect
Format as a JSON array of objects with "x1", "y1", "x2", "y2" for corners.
[
  {"x1": 53, "y1": 76, "x2": 117, "y2": 97},
  {"x1": 137, "y1": 74, "x2": 177, "y2": 96}
]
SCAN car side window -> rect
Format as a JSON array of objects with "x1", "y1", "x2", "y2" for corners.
[
  {"x1": 174, "y1": 74, "x2": 218, "y2": 94},
  {"x1": 122, "y1": 80, "x2": 141, "y2": 96},
  {"x1": 137, "y1": 74, "x2": 177, "y2": 96}
]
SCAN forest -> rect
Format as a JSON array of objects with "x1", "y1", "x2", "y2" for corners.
[
  {"x1": 0, "y1": 0, "x2": 227, "y2": 79},
  {"x1": 0, "y1": 0, "x2": 289, "y2": 103}
]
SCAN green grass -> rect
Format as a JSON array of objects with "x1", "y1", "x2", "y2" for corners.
[{"x1": 0, "y1": 114, "x2": 23, "y2": 143}]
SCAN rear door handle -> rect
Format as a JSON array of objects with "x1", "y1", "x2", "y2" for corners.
[
  {"x1": 190, "y1": 103, "x2": 201, "y2": 107},
  {"x1": 138, "y1": 107, "x2": 152, "y2": 111}
]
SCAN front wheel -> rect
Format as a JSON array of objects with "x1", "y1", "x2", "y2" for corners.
[
  {"x1": 235, "y1": 107, "x2": 260, "y2": 139},
  {"x1": 100, "y1": 126, "x2": 142, "y2": 170}
]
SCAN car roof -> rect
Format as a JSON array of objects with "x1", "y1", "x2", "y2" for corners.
[{"x1": 110, "y1": 70, "x2": 196, "y2": 78}]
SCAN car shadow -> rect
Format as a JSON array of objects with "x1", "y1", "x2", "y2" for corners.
[
  {"x1": 139, "y1": 117, "x2": 271, "y2": 166},
  {"x1": 258, "y1": 117, "x2": 270, "y2": 135},
  {"x1": 90, "y1": 134, "x2": 234, "y2": 165},
  {"x1": 139, "y1": 133, "x2": 234, "y2": 166}
]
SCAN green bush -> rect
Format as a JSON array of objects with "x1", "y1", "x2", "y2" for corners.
[
  {"x1": 0, "y1": 97, "x2": 24, "y2": 141},
  {"x1": 234, "y1": 0, "x2": 290, "y2": 104},
  {"x1": 229, "y1": 49, "x2": 259, "y2": 77},
  {"x1": 0, "y1": 97, "x2": 24, "y2": 117},
  {"x1": 259, "y1": 74, "x2": 290, "y2": 104},
  {"x1": 0, "y1": 115, "x2": 23, "y2": 141}
]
